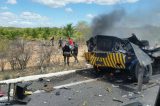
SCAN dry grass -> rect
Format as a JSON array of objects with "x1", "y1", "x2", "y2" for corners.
[{"x1": 0, "y1": 40, "x2": 88, "y2": 80}]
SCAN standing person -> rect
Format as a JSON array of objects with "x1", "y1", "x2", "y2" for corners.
[
  {"x1": 68, "y1": 37, "x2": 74, "y2": 49},
  {"x1": 62, "y1": 42, "x2": 71, "y2": 66},
  {"x1": 73, "y1": 42, "x2": 79, "y2": 63},
  {"x1": 58, "y1": 37, "x2": 63, "y2": 48},
  {"x1": 50, "y1": 36, "x2": 54, "y2": 46}
]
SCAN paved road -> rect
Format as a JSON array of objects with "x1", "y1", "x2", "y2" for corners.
[{"x1": 1, "y1": 69, "x2": 160, "y2": 106}]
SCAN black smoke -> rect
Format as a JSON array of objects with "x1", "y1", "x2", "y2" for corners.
[{"x1": 91, "y1": 9, "x2": 126, "y2": 36}]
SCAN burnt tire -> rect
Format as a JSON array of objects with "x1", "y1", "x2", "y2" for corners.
[{"x1": 134, "y1": 63, "x2": 152, "y2": 83}]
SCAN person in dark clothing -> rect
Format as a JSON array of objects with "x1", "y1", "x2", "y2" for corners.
[
  {"x1": 58, "y1": 37, "x2": 63, "y2": 48},
  {"x1": 50, "y1": 36, "x2": 54, "y2": 46},
  {"x1": 72, "y1": 42, "x2": 79, "y2": 63},
  {"x1": 62, "y1": 42, "x2": 71, "y2": 66}
]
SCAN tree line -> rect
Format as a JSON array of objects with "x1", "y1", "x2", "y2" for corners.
[{"x1": 0, "y1": 21, "x2": 91, "y2": 41}]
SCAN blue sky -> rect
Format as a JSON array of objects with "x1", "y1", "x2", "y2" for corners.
[{"x1": 0, "y1": 0, "x2": 159, "y2": 27}]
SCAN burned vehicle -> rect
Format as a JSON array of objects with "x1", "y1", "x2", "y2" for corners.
[{"x1": 84, "y1": 34, "x2": 159, "y2": 82}]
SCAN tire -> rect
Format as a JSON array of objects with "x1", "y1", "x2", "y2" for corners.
[{"x1": 134, "y1": 63, "x2": 152, "y2": 83}]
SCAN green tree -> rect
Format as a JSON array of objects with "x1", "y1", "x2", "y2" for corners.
[
  {"x1": 75, "y1": 21, "x2": 91, "y2": 40},
  {"x1": 63, "y1": 24, "x2": 75, "y2": 38}
]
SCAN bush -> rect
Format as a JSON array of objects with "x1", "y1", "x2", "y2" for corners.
[
  {"x1": 8, "y1": 38, "x2": 32, "y2": 70},
  {"x1": 0, "y1": 39, "x2": 10, "y2": 71},
  {"x1": 37, "y1": 43, "x2": 53, "y2": 69}
]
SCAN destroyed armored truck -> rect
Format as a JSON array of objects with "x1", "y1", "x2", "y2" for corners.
[{"x1": 84, "y1": 34, "x2": 160, "y2": 82}]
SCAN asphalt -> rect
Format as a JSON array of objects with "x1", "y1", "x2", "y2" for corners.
[{"x1": 0, "y1": 68, "x2": 160, "y2": 106}]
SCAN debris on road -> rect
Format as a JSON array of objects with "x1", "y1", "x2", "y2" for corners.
[
  {"x1": 105, "y1": 87, "x2": 112, "y2": 93},
  {"x1": 55, "y1": 91, "x2": 60, "y2": 96},
  {"x1": 68, "y1": 97, "x2": 72, "y2": 100},
  {"x1": 60, "y1": 87, "x2": 71, "y2": 90},
  {"x1": 128, "y1": 92, "x2": 134, "y2": 97},
  {"x1": 115, "y1": 80, "x2": 123, "y2": 83},
  {"x1": 38, "y1": 78, "x2": 44, "y2": 82},
  {"x1": 98, "y1": 94, "x2": 102, "y2": 97},
  {"x1": 122, "y1": 95, "x2": 127, "y2": 98},
  {"x1": 43, "y1": 83, "x2": 54, "y2": 92},
  {"x1": 128, "y1": 94, "x2": 144, "y2": 100},
  {"x1": 123, "y1": 102, "x2": 143, "y2": 106},
  {"x1": 82, "y1": 100, "x2": 88, "y2": 106},
  {"x1": 43, "y1": 101, "x2": 47, "y2": 104},
  {"x1": 25, "y1": 91, "x2": 33, "y2": 95},
  {"x1": 75, "y1": 90, "x2": 81, "y2": 93},
  {"x1": 34, "y1": 90, "x2": 44, "y2": 94},
  {"x1": 46, "y1": 79, "x2": 50, "y2": 82},
  {"x1": 14, "y1": 83, "x2": 32, "y2": 104},
  {"x1": 112, "y1": 84, "x2": 119, "y2": 88},
  {"x1": 112, "y1": 97, "x2": 123, "y2": 103}
]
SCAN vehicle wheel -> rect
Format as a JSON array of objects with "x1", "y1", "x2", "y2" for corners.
[{"x1": 135, "y1": 63, "x2": 152, "y2": 83}]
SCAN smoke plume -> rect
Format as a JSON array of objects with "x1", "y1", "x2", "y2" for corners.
[{"x1": 91, "y1": 9, "x2": 125, "y2": 36}]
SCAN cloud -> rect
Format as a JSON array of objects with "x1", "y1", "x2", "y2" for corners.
[
  {"x1": 65, "y1": 8, "x2": 73, "y2": 12},
  {"x1": 20, "y1": 11, "x2": 48, "y2": 20},
  {"x1": 0, "y1": 6, "x2": 9, "y2": 10},
  {"x1": 33, "y1": 0, "x2": 139, "y2": 8},
  {"x1": 6, "y1": 0, "x2": 17, "y2": 4},
  {"x1": 86, "y1": 14, "x2": 95, "y2": 19},
  {"x1": 0, "y1": 12, "x2": 16, "y2": 20},
  {"x1": 0, "y1": 11, "x2": 51, "y2": 27}
]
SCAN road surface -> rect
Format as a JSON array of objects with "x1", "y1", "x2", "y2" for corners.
[{"x1": 0, "y1": 69, "x2": 160, "y2": 106}]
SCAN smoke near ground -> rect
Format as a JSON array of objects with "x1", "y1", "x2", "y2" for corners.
[{"x1": 91, "y1": 9, "x2": 125, "y2": 36}]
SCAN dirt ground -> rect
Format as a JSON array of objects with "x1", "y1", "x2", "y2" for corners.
[{"x1": 0, "y1": 40, "x2": 89, "y2": 80}]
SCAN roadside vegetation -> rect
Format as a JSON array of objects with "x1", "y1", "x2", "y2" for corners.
[{"x1": 0, "y1": 21, "x2": 91, "y2": 80}]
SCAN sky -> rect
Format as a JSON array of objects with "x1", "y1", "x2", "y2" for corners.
[{"x1": 0, "y1": 0, "x2": 160, "y2": 28}]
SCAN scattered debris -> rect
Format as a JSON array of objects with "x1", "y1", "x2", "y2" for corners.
[
  {"x1": 122, "y1": 95, "x2": 127, "y2": 98},
  {"x1": 76, "y1": 90, "x2": 81, "y2": 93},
  {"x1": 128, "y1": 92, "x2": 134, "y2": 97},
  {"x1": 82, "y1": 100, "x2": 88, "y2": 106},
  {"x1": 128, "y1": 94, "x2": 144, "y2": 100},
  {"x1": 55, "y1": 91, "x2": 60, "y2": 96},
  {"x1": 84, "y1": 77, "x2": 88, "y2": 79},
  {"x1": 115, "y1": 80, "x2": 123, "y2": 83},
  {"x1": 14, "y1": 83, "x2": 32, "y2": 104},
  {"x1": 38, "y1": 78, "x2": 44, "y2": 82},
  {"x1": 43, "y1": 83, "x2": 54, "y2": 92},
  {"x1": 123, "y1": 102, "x2": 143, "y2": 106},
  {"x1": 113, "y1": 97, "x2": 123, "y2": 103},
  {"x1": 68, "y1": 97, "x2": 72, "y2": 100},
  {"x1": 34, "y1": 90, "x2": 44, "y2": 94},
  {"x1": 43, "y1": 101, "x2": 47, "y2": 104},
  {"x1": 112, "y1": 84, "x2": 119, "y2": 88},
  {"x1": 25, "y1": 91, "x2": 33, "y2": 95},
  {"x1": 137, "y1": 92, "x2": 141, "y2": 94},
  {"x1": 46, "y1": 79, "x2": 50, "y2": 82},
  {"x1": 105, "y1": 87, "x2": 112, "y2": 93},
  {"x1": 60, "y1": 87, "x2": 71, "y2": 90}
]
